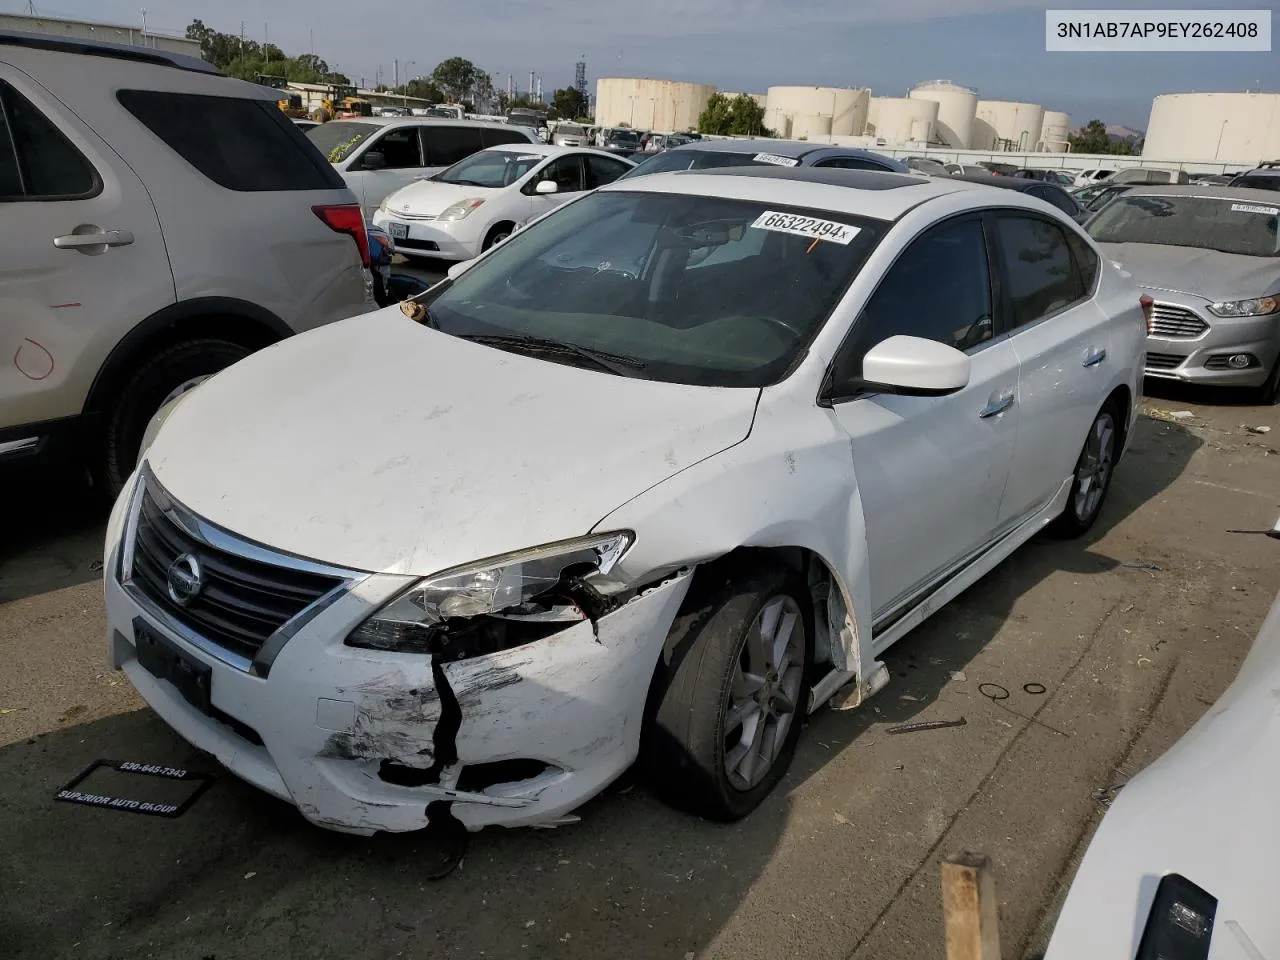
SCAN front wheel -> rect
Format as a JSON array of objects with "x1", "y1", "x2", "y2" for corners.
[
  {"x1": 1052, "y1": 401, "x2": 1119, "y2": 538},
  {"x1": 482, "y1": 223, "x2": 514, "y2": 251},
  {"x1": 643, "y1": 559, "x2": 812, "y2": 821},
  {"x1": 1254, "y1": 357, "x2": 1280, "y2": 406}
]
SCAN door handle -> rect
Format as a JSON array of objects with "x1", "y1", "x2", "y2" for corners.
[
  {"x1": 979, "y1": 390, "x2": 1016, "y2": 419},
  {"x1": 1083, "y1": 347, "x2": 1107, "y2": 367},
  {"x1": 53, "y1": 229, "x2": 134, "y2": 250}
]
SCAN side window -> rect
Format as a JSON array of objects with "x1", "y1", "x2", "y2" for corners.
[
  {"x1": 483, "y1": 127, "x2": 535, "y2": 147},
  {"x1": 422, "y1": 126, "x2": 486, "y2": 166},
  {"x1": 583, "y1": 154, "x2": 631, "y2": 189},
  {"x1": 1065, "y1": 230, "x2": 1100, "y2": 292},
  {"x1": 0, "y1": 80, "x2": 98, "y2": 199},
  {"x1": 530, "y1": 155, "x2": 584, "y2": 193},
  {"x1": 363, "y1": 127, "x2": 421, "y2": 169},
  {"x1": 117, "y1": 90, "x2": 342, "y2": 192},
  {"x1": 815, "y1": 157, "x2": 891, "y2": 171},
  {"x1": 831, "y1": 217, "x2": 994, "y2": 388},
  {"x1": 993, "y1": 215, "x2": 1087, "y2": 328}
]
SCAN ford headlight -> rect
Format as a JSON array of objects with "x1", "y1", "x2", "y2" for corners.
[
  {"x1": 1207, "y1": 296, "x2": 1278, "y2": 318},
  {"x1": 346, "y1": 532, "x2": 633, "y2": 658},
  {"x1": 437, "y1": 198, "x2": 485, "y2": 222}
]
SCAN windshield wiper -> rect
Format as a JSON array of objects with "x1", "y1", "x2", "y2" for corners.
[
  {"x1": 458, "y1": 334, "x2": 647, "y2": 376},
  {"x1": 440, "y1": 178, "x2": 487, "y2": 187}
]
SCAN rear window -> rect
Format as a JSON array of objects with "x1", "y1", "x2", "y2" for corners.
[
  {"x1": 622, "y1": 148, "x2": 774, "y2": 180},
  {"x1": 118, "y1": 90, "x2": 344, "y2": 192}
]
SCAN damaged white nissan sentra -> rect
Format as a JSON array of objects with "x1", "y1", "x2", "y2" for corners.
[{"x1": 104, "y1": 167, "x2": 1145, "y2": 835}]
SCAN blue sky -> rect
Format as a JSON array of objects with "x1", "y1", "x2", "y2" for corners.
[{"x1": 28, "y1": 0, "x2": 1279, "y2": 129}]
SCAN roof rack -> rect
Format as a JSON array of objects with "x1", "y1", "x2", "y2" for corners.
[
  {"x1": 1255, "y1": 159, "x2": 1280, "y2": 169},
  {"x1": 0, "y1": 29, "x2": 220, "y2": 76}
]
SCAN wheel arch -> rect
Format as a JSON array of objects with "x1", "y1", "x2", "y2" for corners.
[
  {"x1": 84, "y1": 297, "x2": 292, "y2": 420},
  {"x1": 1105, "y1": 382, "x2": 1133, "y2": 452}
]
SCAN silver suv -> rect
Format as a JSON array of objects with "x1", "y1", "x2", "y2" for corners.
[{"x1": 0, "y1": 31, "x2": 373, "y2": 495}]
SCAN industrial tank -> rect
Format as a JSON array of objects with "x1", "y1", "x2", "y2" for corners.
[
  {"x1": 765, "y1": 86, "x2": 869, "y2": 138},
  {"x1": 909, "y1": 80, "x2": 978, "y2": 148},
  {"x1": 973, "y1": 100, "x2": 1044, "y2": 151},
  {"x1": 866, "y1": 96, "x2": 883, "y2": 136},
  {"x1": 594, "y1": 77, "x2": 715, "y2": 132},
  {"x1": 1039, "y1": 111, "x2": 1071, "y2": 152},
  {"x1": 873, "y1": 97, "x2": 939, "y2": 145},
  {"x1": 790, "y1": 113, "x2": 832, "y2": 140},
  {"x1": 1142, "y1": 93, "x2": 1280, "y2": 165}
]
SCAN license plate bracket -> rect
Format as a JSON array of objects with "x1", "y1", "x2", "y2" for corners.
[
  {"x1": 388, "y1": 221, "x2": 408, "y2": 239},
  {"x1": 134, "y1": 619, "x2": 212, "y2": 714}
]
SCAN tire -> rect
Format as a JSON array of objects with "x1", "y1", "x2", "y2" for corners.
[
  {"x1": 1254, "y1": 356, "x2": 1280, "y2": 406},
  {"x1": 482, "y1": 223, "x2": 514, "y2": 251},
  {"x1": 1051, "y1": 400, "x2": 1120, "y2": 538},
  {"x1": 99, "y1": 339, "x2": 250, "y2": 498},
  {"x1": 643, "y1": 558, "x2": 813, "y2": 821}
]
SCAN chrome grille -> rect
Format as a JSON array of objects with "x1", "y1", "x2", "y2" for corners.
[
  {"x1": 1144, "y1": 352, "x2": 1185, "y2": 371},
  {"x1": 1148, "y1": 303, "x2": 1209, "y2": 339},
  {"x1": 128, "y1": 486, "x2": 344, "y2": 665}
]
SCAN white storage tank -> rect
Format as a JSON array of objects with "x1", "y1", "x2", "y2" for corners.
[
  {"x1": 1039, "y1": 111, "x2": 1071, "y2": 152},
  {"x1": 974, "y1": 100, "x2": 1044, "y2": 151},
  {"x1": 1142, "y1": 92, "x2": 1280, "y2": 165},
  {"x1": 594, "y1": 77, "x2": 716, "y2": 132},
  {"x1": 873, "y1": 97, "x2": 939, "y2": 145},
  {"x1": 790, "y1": 112, "x2": 832, "y2": 140},
  {"x1": 765, "y1": 86, "x2": 869, "y2": 138},
  {"x1": 865, "y1": 97, "x2": 883, "y2": 135},
  {"x1": 909, "y1": 80, "x2": 978, "y2": 148}
]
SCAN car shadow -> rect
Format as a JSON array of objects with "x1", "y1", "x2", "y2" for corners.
[
  {"x1": 0, "y1": 463, "x2": 107, "y2": 604},
  {"x1": 0, "y1": 415, "x2": 1202, "y2": 960},
  {"x1": 1142, "y1": 376, "x2": 1264, "y2": 409}
]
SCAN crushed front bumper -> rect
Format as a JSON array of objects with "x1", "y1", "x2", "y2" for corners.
[{"x1": 104, "y1": 473, "x2": 691, "y2": 834}]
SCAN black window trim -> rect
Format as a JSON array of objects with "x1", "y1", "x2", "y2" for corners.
[
  {"x1": 521, "y1": 153, "x2": 586, "y2": 196},
  {"x1": 986, "y1": 207, "x2": 1095, "y2": 337},
  {"x1": 813, "y1": 156, "x2": 896, "y2": 172},
  {"x1": 0, "y1": 79, "x2": 102, "y2": 202},
  {"x1": 820, "y1": 210, "x2": 1002, "y2": 406}
]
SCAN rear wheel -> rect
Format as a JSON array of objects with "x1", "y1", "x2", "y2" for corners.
[
  {"x1": 1052, "y1": 401, "x2": 1119, "y2": 538},
  {"x1": 99, "y1": 339, "x2": 250, "y2": 499},
  {"x1": 644, "y1": 559, "x2": 812, "y2": 821}
]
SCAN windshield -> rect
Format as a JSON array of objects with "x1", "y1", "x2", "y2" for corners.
[
  {"x1": 435, "y1": 149, "x2": 544, "y2": 188},
  {"x1": 306, "y1": 121, "x2": 375, "y2": 163},
  {"x1": 608, "y1": 131, "x2": 641, "y2": 144},
  {"x1": 555, "y1": 125, "x2": 585, "y2": 137},
  {"x1": 419, "y1": 191, "x2": 887, "y2": 387},
  {"x1": 622, "y1": 148, "x2": 775, "y2": 180},
  {"x1": 1088, "y1": 194, "x2": 1280, "y2": 257},
  {"x1": 508, "y1": 114, "x2": 541, "y2": 128}
]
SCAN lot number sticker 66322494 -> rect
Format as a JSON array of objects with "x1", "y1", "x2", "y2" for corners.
[{"x1": 750, "y1": 210, "x2": 861, "y2": 245}]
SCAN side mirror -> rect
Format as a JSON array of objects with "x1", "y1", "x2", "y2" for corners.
[
  {"x1": 362, "y1": 151, "x2": 386, "y2": 171},
  {"x1": 535, "y1": 179, "x2": 559, "y2": 195},
  {"x1": 861, "y1": 335, "x2": 971, "y2": 396}
]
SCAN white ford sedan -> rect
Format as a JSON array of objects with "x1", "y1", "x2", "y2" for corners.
[
  {"x1": 371, "y1": 144, "x2": 635, "y2": 261},
  {"x1": 105, "y1": 167, "x2": 1145, "y2": 835}
]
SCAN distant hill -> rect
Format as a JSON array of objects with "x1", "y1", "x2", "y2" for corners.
[{"x1": 1105, "y1": 124, "x2": 1144, "y2": 140}]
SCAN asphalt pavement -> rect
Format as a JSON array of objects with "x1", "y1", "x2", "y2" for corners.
[{"x1": 1, "y1": 379, "x2": 1277, "y2": 960}]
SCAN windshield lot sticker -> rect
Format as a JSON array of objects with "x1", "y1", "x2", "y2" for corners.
[
  {"x1": 753, "y1": 153, "x2": 800, "y2": 167},
  {"x1": 1231, "y1": 203, "x2": 1279, "y2": 216},
  {"x1": 750, "y1": 210, "x2": 861, "y2": 245},
  {"x1": 55, "y1": 759, "x2": 215, "y2": 819}
]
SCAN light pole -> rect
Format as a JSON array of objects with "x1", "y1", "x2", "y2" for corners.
[
  {"x1": 628, "y1": 96, "x2": 635, "y2": 127},
  {"x1": 403, "y1": 60, "x2": 416, "y2": 107},
  {"x1": 649, "y1": 97, "x2": 656, "y2": 131}
]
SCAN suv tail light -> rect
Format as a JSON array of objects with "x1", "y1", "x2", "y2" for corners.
[
  {"x1": 313, "y1": 204, "x2": 370, "y2": 268},
  {"x1": 1140, "y1": 294, "x2": 1155, "y2": 333}
]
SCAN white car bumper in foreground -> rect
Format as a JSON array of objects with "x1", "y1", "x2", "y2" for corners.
[{"x1": 104, "y1": 472, "x2": 692, "y2": 834}]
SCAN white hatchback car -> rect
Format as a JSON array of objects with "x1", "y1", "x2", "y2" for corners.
[
  {"x1": 372, "y1": 144, "x2": 636, "y2": 261},
  {"x1": 105, "y1": 167, "x2": 1144, "y2": 836}
]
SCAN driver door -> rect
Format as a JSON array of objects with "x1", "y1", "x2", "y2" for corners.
[
  {"x1": 826, "y1": 215, "x2": 1020, "y2": 624},
  {"x1": 524, "y1": 155, "x2": 585, "y2": 222}
]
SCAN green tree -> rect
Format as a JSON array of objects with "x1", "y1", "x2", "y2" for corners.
[
  {"x1": 404, "y1": 78, "x2": 445, "y2": 102},
  {"x1": 431, "y1": 57, "x2": 481, "y2": 103},
  {"x1": 1068, "y1": 119, "x2": 1136, "y2": 155},
  {"x1": 698, "y1": 93, "x2": 770, "y2": 137},
  {"x1": 550, "y1": 87, "x2": 588, "y2": 121}
]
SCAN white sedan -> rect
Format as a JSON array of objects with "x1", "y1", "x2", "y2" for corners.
[
  {"x1": 106, "y1": 167, "x2": 1144, "y2": 836},
  {"x1": 372, "y1": 144, "x2": 636, "y2": 261}
]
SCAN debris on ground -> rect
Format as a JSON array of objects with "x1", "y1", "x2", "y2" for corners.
[
  {"x1": 243, "y1": 872, "x2": 256, "y2": 880},
  {"x1": 887, "y1": 718, "x2": 967, "y2": 735},
  {"x1": 950, "y1": 670, "x2": 967, "y2": 682},
  {"x1": 1119, "y1": 561, "x2": 1162, "y2": 571},
  {"x1": 833, "y1": 812, "x2": 852, "y2": 826},
  {"x1": 1245, "y1": 425, "x2": 1271, "y2": 435},
  {"x1": 1167, "y1": 410, "x2": 1195, "y2": 420}
]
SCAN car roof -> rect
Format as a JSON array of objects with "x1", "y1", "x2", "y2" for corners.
[
  {"x1": 667, "y1": 138, "x2": 821, "y2": 158},
  {"x1": 1109, "y1": 184, "x2": 1280, "y2": 204},
  {"x1": 948, "y1": 173, "x2": 1046, "y2": 192},
  {"x1": 333, "y1": 117, "x2": 519, "y2": 130},
  {"x1": 601, "y1": 166, "x2": 969, "y2": 220},
  {"x1": 0, "y1": 28, "x2": 218, "y2": 75},
  {"x1": 483, "y1": 143, "x2": 636, "y2": 161}
]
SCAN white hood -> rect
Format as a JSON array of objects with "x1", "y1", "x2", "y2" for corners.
[
  {"x1": 384, "y1": 180, "x2": 497, "y2": 218},
  {"x1": 145, "y1": 310, "x2": 758, "y2": 576}
]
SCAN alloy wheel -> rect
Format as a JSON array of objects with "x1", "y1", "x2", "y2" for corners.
[{"x1": 1074, "y1": 411, "x2": 1116, "y2": 521}]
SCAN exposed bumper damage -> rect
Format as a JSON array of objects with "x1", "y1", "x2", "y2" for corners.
[{"x1": 105, "y1": 539, "x2": 692, "y2": 835}]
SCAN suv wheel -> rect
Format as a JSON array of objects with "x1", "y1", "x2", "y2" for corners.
[
  {"x1": 1052, "y1": 400, "x2": 1119, "y2": 538},
  {"x1": 644, "y1": 559, "x2": 812, "y2": 821},
  {"x1": 99, "y1": 339, "x2": 250, "y2": 498}
]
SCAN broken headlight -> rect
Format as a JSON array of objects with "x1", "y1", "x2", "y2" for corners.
[{"x1": 345, "y1": 532, "x2": 634, "y2": 659}]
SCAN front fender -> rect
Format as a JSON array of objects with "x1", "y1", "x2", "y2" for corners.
[{"x1": 593, "y1": 391, "x2": 873, "y2": 684}]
